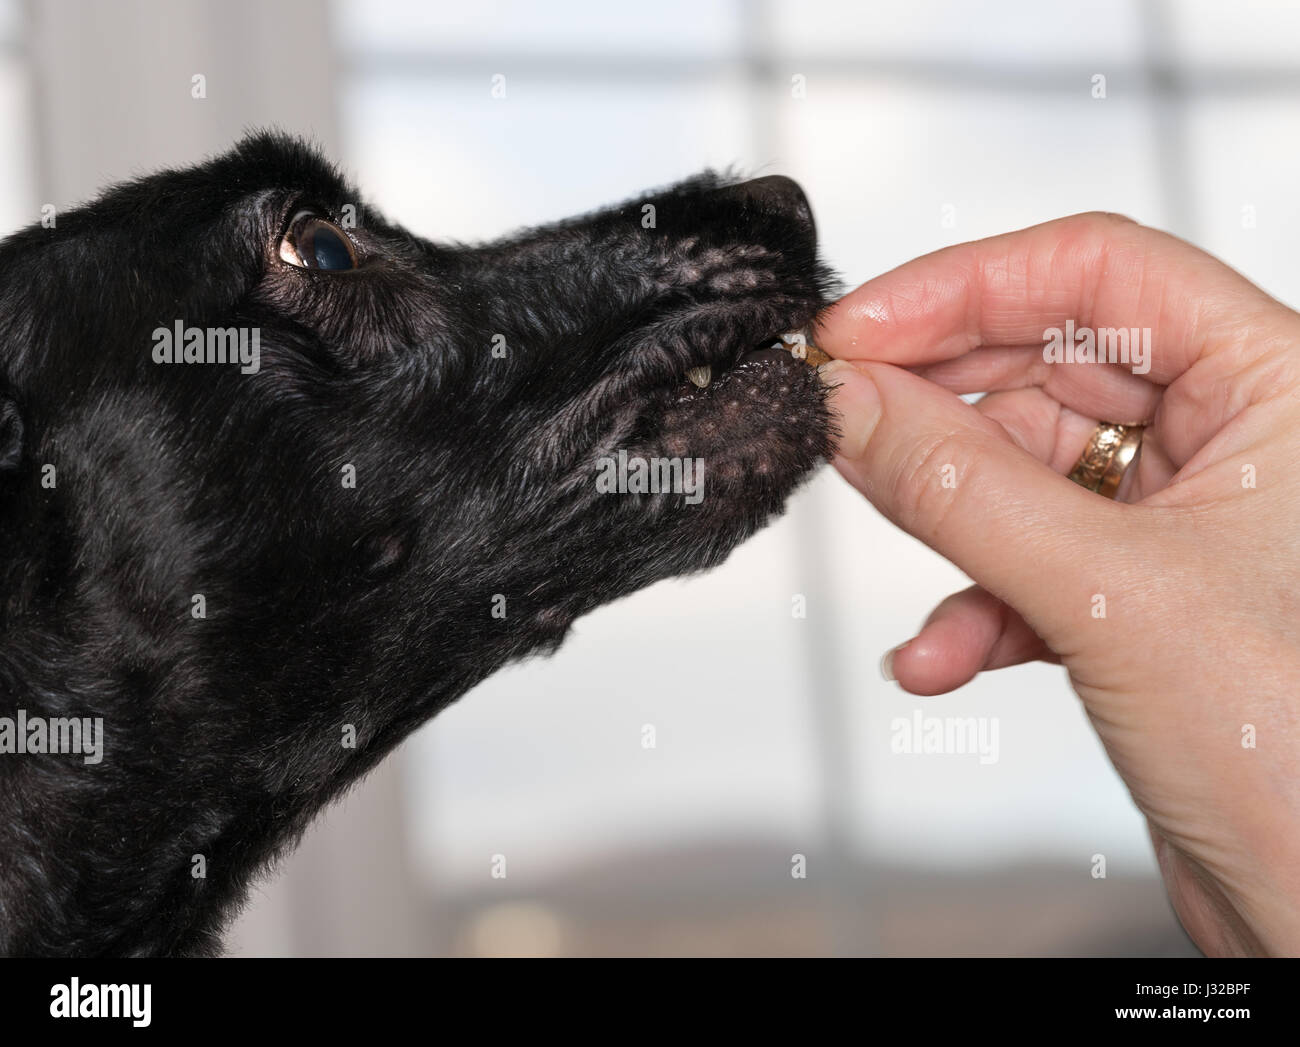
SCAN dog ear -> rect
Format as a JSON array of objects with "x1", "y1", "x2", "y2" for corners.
[{"x1": 0, "y1": 394, "x2": 23, "y2": 472}]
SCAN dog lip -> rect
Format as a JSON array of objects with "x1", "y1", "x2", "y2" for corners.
[{"x1": 737, "y1": 345, "x2": 797, "y2": 366}]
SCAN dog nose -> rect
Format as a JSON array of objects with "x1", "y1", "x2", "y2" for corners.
[
  {"x1": 732, "y1": 175, "x2": 814, "y2": 231},
  {"x1": 739, "y1": 175, "x2": 811, "y2": 212}
]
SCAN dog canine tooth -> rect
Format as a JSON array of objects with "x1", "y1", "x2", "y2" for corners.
[{"x1": 685, "y1": 365, "x2": 712, "y2": 388}]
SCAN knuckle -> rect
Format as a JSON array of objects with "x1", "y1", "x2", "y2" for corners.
[
  {"x1": 888, "y1": 429, "x2": 989, "y2": 542},
  {"x1": 1052, "y1": 212, "x2": 1143, "y2": 262},
  {"x1": 1068, "y1": 210, "x2": 1140, "y2": 233}
]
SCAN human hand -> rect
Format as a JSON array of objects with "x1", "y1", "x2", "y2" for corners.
[{"x1": 819, "y1": 213, "x2": 1300, "y2": 956}]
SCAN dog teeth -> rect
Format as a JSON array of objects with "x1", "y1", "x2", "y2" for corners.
[{"x1": 686, "y1": 365, "x2": 712, "y2": 388}]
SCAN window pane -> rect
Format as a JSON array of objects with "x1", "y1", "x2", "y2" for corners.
[
  {"x1": 342, "y1": 74, "x2": 750, "y2": 239},
  {"x1": 770, "y1": 0, "x2": 1145, "y2": 65},
  {"x1": 1188, "y1": 97, "x2": 1300, "y2": 307},
  {"x1": 777, "y1": 81, "x2": 1166, "y2": 281},
  {"x1": 335, "y1": 0, "x2": 744, "y2": 59},
  {"x1": 1172, "y1": 0, "x2": 1300, "y2": 67}
]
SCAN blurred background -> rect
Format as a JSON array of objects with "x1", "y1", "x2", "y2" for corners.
[{"x1": 4, "y1": 0, "x2": 1296, "y2": 956}]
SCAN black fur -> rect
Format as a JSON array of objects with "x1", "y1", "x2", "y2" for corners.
[{"x1": 0, "y1": 133, "x2": 835, "y2": 955}]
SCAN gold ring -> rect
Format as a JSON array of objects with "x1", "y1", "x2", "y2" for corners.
[{"x1": 1067, "y1": 422, "x2": 1144, "y2": 499}]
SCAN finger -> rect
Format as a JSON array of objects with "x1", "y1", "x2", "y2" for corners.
[
  {"x1": 975, "y1": 388, "x2": 1181, "y2": 497},
  {"x1": 816, "y1": 212, "x2": 1281, "y2": 386},
  {"x1": 911, "y1": 346, "x2": 1162, "y2": 427},
  {"x1": 826, "y1": 357, "x2": 1136, "y2": 643},
  {"x1": 972, "y1": 387, "x2": 1100, "y2": 473},
  {"x1": 885, "y1": 585, "x2": 1052, "y2": 696}
]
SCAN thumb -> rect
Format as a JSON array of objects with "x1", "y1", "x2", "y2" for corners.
[{"x1": 822, "y1": 358, "x2": 1129, "y2": 642}]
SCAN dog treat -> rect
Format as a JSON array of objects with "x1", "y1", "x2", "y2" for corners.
[
  {"x1": 778, "y1": 331, "x2": 831, "y2": 367},
  {"x1": 799, "y1": 343, "x2": 831, "y2": 367}
]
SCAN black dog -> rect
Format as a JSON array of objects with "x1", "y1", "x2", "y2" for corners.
[{"x1": 0, "y1": 133, "x2": 835, "y2": 956}]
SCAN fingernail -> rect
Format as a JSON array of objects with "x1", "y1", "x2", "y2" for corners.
[
  {"x1": 880, "y1": 641, "x2": 908, "y2": 682},
  {"x1": 818, "y1": 359, "x2": 880, "y2": 461}
]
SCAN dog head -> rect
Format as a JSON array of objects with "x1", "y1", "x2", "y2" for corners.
[
  {"x1": 0, "y1": 133, "x2": 834, "y2": 953},
  {"x1": 2, "y1": 131, "x2": 835, "y2": 692}
]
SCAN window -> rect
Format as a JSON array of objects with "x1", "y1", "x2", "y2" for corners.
[{"x1": 329, "y1": 0, "x2": 1296, "y2": 954}]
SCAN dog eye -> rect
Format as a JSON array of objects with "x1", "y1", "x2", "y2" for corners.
[{"x1": 279, "y1": 211, "x2": 358, "y2": 271}]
